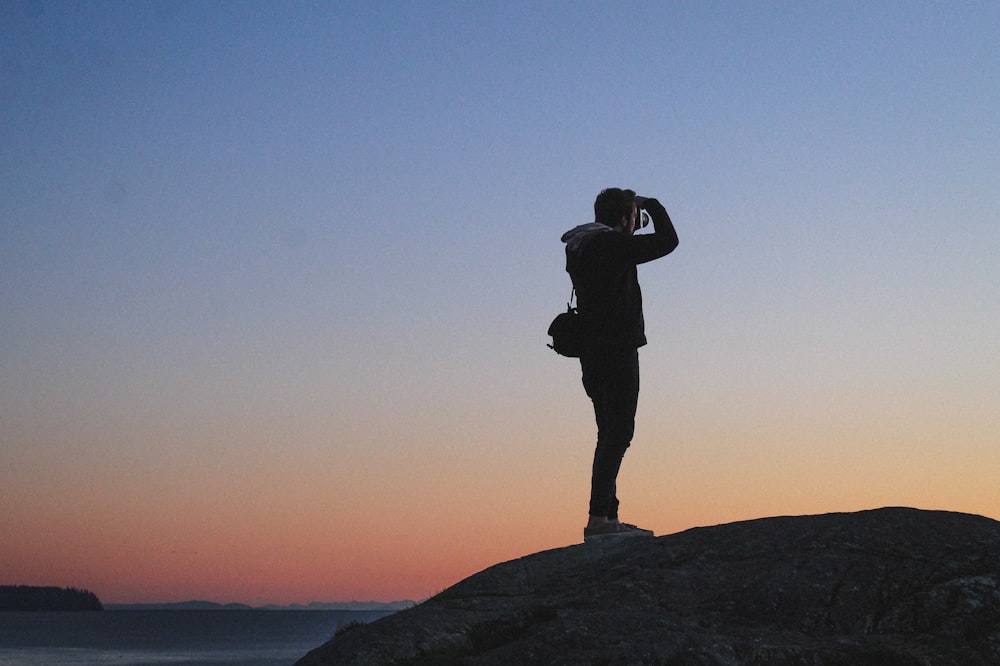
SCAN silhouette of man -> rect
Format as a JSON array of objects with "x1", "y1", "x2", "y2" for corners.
[{"x1": 560, "y1": 188, "x2": 679, "y2": 542}]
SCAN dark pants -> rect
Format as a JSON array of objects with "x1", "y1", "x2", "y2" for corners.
[{"x1": 580, "y1": 347, "x2": 639, "y2": 520}]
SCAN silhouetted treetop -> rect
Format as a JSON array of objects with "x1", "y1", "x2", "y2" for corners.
[{"x1": 0, "y1": 585, "x2": 103, "y2": 611}]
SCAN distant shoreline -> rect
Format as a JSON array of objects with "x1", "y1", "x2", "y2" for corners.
[
  {"x1": 3, "y1": 585, "x2": 417, "y2": 612},
  {"x1": 104, "y1": 600, "x2": 416, "y2": 611}
]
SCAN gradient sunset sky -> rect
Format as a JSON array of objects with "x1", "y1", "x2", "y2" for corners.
[{"x1": 2, "y1": 1, "x2": 997, "y2": 605}]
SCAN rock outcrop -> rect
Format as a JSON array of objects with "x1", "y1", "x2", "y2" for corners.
[{"x1": 296, "y1": 507, "x2": 1000, "y2": 665}]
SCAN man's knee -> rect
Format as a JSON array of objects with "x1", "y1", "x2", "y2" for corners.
[
  {"x1": 596, "y1": 436, "x2": 631, "y2": 458},
  {"x1": 604, "y1": 415, "x2": 636, "y2": 447}
]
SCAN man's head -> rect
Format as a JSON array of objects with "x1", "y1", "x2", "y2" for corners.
[{"x1": 594, "y1": 188, "x2": 638, "y2": 234}]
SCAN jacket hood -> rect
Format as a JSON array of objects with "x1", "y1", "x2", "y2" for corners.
[{"x1": 561, "y1": 222, "x2": 611, "y2": 255}]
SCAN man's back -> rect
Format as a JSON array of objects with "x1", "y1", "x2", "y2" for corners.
[{"x1": 563, "y1": 225, "x2": 647, "y2": 350}]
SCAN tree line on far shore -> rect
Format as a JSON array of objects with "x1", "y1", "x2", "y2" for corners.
[{"x1": 0, "y1": 585, "x2": 103, "y2": 611}]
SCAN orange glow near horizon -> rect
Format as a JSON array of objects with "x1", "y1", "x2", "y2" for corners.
[{"x1": 4, "y1": 406, "x2": 997, "y2": 605}]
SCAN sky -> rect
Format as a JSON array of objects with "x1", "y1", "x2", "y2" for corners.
[{"x1": 1, "y1": 1, "x2": 997, "y2": 606}]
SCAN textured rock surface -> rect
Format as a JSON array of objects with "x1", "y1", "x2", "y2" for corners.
[{"x1": 295, "y1": 508, "x2": 1000, "y2": 665}]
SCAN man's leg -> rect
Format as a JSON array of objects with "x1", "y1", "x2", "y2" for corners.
[{"x1": 581, "y1": 348, "x2": 639, "y2": 522}]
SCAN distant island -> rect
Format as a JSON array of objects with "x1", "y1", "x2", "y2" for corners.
[{"x1": 0, "y1": 585, "x2": 103, "y2": 611}]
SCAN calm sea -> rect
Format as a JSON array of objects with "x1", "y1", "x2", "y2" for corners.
[{"x1": 0, "y1": 610, "x2": 395, "y2": 666}]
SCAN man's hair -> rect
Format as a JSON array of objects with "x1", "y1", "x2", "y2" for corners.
[{"x1": 594, "y1": 188, "x2": 637, "y2": 227}]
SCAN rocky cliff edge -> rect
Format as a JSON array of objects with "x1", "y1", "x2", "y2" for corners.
[{"x1": 296, "y1": 507, "x2": 1000, "y2": 665}]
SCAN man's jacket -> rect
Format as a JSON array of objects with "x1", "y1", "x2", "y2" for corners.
[{"x1": 561, "y1": 200, "x2": 678, "y2": 352}]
